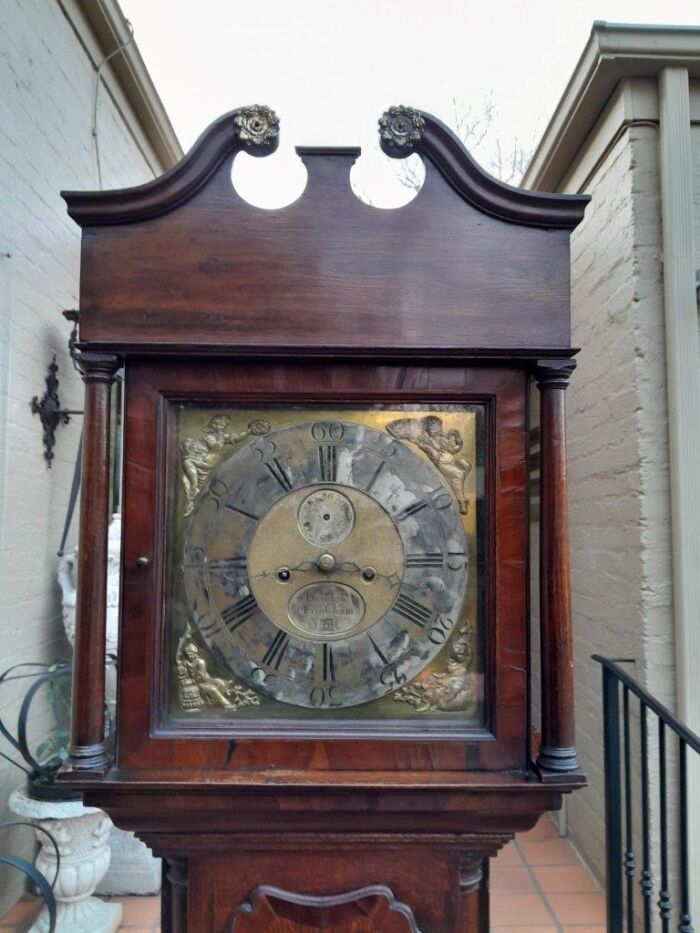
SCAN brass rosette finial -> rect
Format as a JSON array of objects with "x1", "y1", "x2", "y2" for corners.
[
  {"x1": 378, "y1": 105, "x2": 425, "y2": 151},
  {"x1": 234, "y1": 105, "x2": 280, "y2": 148}
]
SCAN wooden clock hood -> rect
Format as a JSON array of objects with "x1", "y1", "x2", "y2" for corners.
[
  {"x1": 63, "y1": 104, "x2": 588, "y2": 358},
  {"x1": 60, "y1": 106, "x2": 589, "y2": 933}
]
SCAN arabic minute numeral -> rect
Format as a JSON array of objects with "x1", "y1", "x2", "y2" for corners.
[
  {"x1": 311, "y1": 421, "x2": 345, "y2": 441},
  {"x1": 392, "y1": 592, "x2": 433, "y2": 629},
  {"x1": 197, "y1": 614, "x2": 219, "y2": 637},
  {"x1": 309, "y1": 685, "x2": 341, "y2": 707},
  {"x1": 428, "y1": 486, "x2": 453, "y2": 510},
  {"x1": 380, "y1": 665, "x2": 407, "y2": 688},
  {"x1": 428, "y1": 615, "x2": 455, "y2": 645},
  {"x1": 446, "y1": 551, "x2": 467, "y2": 571},
  {"x1": 206, "y1": 478, "x2": 228, "y2": 510}
]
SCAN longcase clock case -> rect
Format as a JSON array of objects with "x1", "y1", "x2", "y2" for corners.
[{"x1": 61, "y1": 105, "x2": 588, "y2": 933}]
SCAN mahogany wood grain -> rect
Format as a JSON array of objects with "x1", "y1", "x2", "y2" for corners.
[
  {"x1": 186, "y1": 841, "x2": 478, "y2": 933},
  {"x1": 64, "y1": 108, "x2": 587, "y2": 230},
  {"x1": 67, "y1": 352, "x2": 119, "y2": 770},
  {"x1": 60, "y1": 106, "x2": 589, "y2": 931},
  {"x1": 62, "y1": 108, "x2": 587, "y2": 358},
  {"x1": 117, "y1": 361, "x2": 527, "y2": 774},
  {"x1": 535, "y1": 360, "x2": 579, "y2": 774}
]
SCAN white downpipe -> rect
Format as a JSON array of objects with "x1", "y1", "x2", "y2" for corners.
[{"x1": 658, "y1": 66, "x2": 700, "y2": 919}]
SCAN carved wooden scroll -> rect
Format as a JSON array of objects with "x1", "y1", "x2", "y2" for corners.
[{"x1": 229, "y1": 884, "x2": 421, "y2": 932}]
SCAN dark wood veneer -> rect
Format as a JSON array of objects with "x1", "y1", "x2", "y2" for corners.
[
  {"x1": 61, "y1": 105, "x2": 588, "y2": 931},
  {"x1": 117, "y1": 362, "x2": 525, "y2": 773},
  {"x1": 63, "y1": 109, "x2": 587, "y2": 357}
]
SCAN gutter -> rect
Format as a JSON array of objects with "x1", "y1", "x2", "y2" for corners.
[
  {"x1": 64, "y1": 0, "x2": 183, "y2": 170},
  {"x1": 523, "y1": 21, "x2": 700, "y2": 191}
]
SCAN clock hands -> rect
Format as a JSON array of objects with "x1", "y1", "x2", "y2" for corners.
[{"x1": 247, "y1": 557, "x2": 428, "y2": 595}]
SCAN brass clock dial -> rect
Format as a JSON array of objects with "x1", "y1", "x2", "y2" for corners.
[{"x1": 182, "y1": 419, "x2": 469, "y2": 710}]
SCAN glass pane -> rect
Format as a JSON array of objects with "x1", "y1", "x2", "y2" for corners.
[{"x1": 162, "y1": 404, "x2": 485, "y2": 734}]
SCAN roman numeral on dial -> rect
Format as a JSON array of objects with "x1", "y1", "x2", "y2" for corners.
[
  {"x1": 318, "y1": 445, "x2": 337, "y2": 482},
  {"x1": 367, "y1": 633, "x2": 388, "y2": 665},
  {"x1": 406, "y1": 552, "x2": 443, "y2": 568},
  {"x1": 220, "y1": 594, "x2": 258, "y2": 631},
  {"x1": 318, "y1": 643, "x2": 336, "y2": 682},
  {"x1": 392, "y1": 593, "x2": 433, "y2": 629},
  {"x1": 262, "y1": 630, "x2": 290, "y2": 670},
  {"x1": 265, "y1": 458, "x2": 293, "y2": 492},
  {"x1": 364, "y1": 459, "x2": 386, "y2": 493},
  {"x1": 209, "y1": 556, "x2": 247, "y2": 573},
  {"x1": 395, "y1": 500, "x2": 427, "y2": 522}
]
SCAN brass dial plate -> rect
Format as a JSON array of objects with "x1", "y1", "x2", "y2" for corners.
[
  {"x1": 248, "y1": 483, "x2": 404, "y2": 641},
  {"x1": 182, "y1": 418, "x2": 469, "y2": 710}
]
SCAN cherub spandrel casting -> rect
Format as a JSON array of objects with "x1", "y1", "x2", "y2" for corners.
[
  {"x1": 392, "y1": 624, "x2": 477, "y2": 713},
  {"x1": 386, "y1": 415, "x2": 472, "y2": 514},
  {"x1": 176, "y1": 624, "x2": 260, "y2": 712},
  {"x1": 180, "y1": 415, "x2": 270, "y2": 516}
]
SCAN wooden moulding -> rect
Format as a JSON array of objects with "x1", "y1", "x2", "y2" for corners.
[
  {"x1": 62, "y1": 105, "x2": 588, "y2": 356},
  {"x1": 117, "y1": 362, "x2": 528, "y2": 774}
]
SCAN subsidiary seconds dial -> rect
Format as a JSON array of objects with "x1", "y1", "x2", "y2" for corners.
[{"x1": 183, "y1": 419, "x2": 468, "y2": 709}]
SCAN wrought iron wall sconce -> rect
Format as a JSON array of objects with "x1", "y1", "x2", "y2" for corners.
[{"x1": 30, "y1": 354, "x2": 83, "y2": 468}]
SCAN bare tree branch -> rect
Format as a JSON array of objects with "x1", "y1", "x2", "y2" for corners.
[{"x1": 394, "y1": 96, "x2": 532, "y2": 192}]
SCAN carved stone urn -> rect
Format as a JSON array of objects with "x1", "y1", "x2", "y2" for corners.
[
  {"x1": 57, "y1": 512, "x2": 161, "y2": 895},
  {"x1": 58, "y1": 512, "x2": 121, "y2": 664},
  {"x1": 9, "y1": 789, "x2": 122, "y2": 933}
]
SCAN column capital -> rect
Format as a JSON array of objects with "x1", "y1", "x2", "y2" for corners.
[
  {"x1": 76, "y1": 351, "x2": 120, "y2": 385},
  {"x1": 458, "y1": 856, "x2": 484, "y2": 894},
  {"x1": 534, "y1": 358, "x2": 576, "y2": 390}
]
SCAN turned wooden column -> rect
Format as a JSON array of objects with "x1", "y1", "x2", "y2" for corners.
[
  {"x1": 68, "y1": 351, "x2": 120, "y2": 771},
  {"x1": 163, "y1": 858, "x2": 188, "y2": 933},
  {"x1": 535, "y1": 359, "x2": 579, "y2": 775},
  {"x1": 459, "y1": 857, "x2": 487, "y2": 931}
]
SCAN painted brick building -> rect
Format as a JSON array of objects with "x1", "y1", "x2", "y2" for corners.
[
  {"x1": 524, "y1": 22, "x2": 700, "y2": 914},
  {"x1": 0, "y1": 0, "x2": 180, "y2": 912}
]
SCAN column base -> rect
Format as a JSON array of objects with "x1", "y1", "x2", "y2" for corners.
[
  {"x1": 536, "y1": 744, "x2": 580, "y2": 774},
  {"x1": 65, "y1": 743, "x2": 112, "y2": 773}
]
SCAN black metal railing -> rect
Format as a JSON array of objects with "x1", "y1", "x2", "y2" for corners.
[{"x1": 595, "y1": 656, "x2": 700, "y2": 933}]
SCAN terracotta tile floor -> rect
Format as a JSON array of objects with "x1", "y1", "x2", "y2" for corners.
[
  {"x1": 0, "y1": 815, "x2": 604, "y2": 931},
  {"x1": 490, "y1": 815, "x2": 606, "y2": 932}
]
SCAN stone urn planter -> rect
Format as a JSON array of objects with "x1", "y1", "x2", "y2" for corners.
[
  {"x1": 57, "y1": 512, "x2": 161, "y2": 896},
  {"x1": 9, "y1": 789, "x2": 122, "y2": 933}
]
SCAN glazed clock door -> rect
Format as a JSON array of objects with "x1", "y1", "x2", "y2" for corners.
[
  {"x1": 167, "y1": 405, "x2": 485, "y2": 733},
  {"x1": 117, "y1": 360, "x2": 528, "y2": 771}
]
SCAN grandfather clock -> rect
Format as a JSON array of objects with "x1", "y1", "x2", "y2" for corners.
[{"x1": 61, "y1": 105, "x2": 588, "y2": 931}]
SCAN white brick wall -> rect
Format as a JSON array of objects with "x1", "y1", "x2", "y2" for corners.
[
  {"x1": 561, "y1": 123, "x2": 675, "y2": 880},
  {"x1": 693, "y1": 121, "x2": 700, "y2": 284},
  {"x1": 0, "y1": 0, "x2": 165, "y2": 912}
]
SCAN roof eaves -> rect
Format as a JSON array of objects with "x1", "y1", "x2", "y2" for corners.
[
  {"x1": 523, "y1": 21, "x2": 700, "y2": 192},
  {"x1": 80, "y1": 0, "x2": 183, "y2": 170}
]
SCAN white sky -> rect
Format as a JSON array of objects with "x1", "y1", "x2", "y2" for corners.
[{"x1": 119, "y1": 0, "x2": 700, "y2": 207}]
